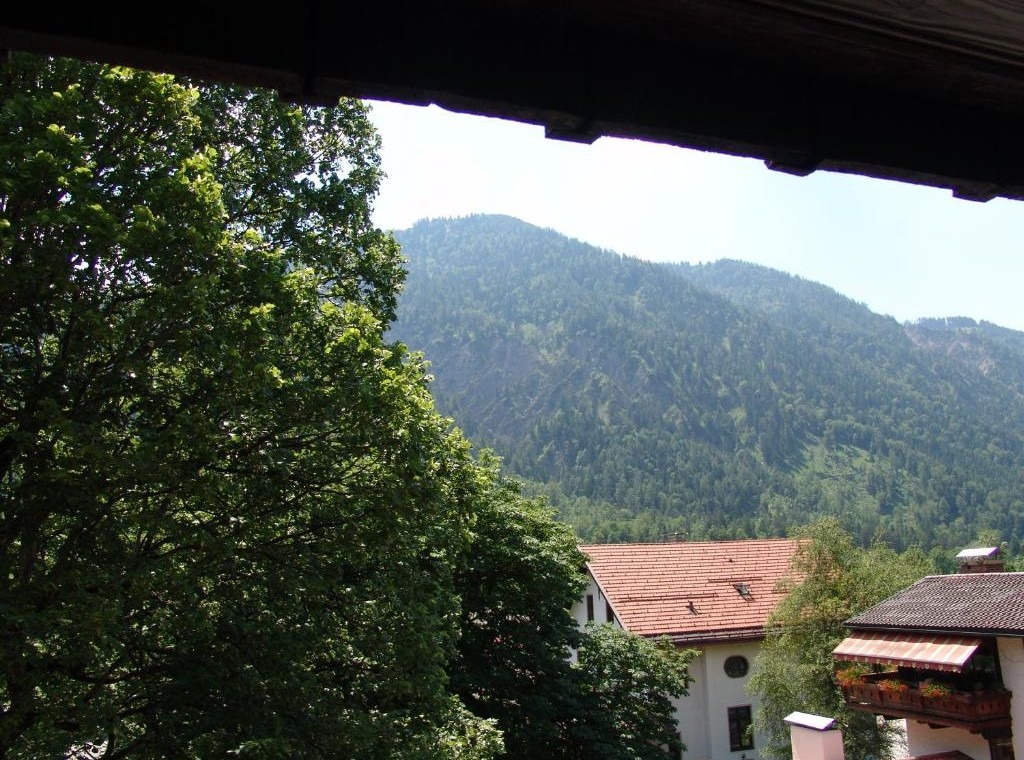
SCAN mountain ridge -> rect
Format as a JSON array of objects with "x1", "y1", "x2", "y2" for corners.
[{"x1": 391, "y1": 214, "x2": 1024, "y2": 551}]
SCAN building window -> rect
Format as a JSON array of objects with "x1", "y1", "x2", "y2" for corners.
[
  {"x1": 586, "y1": 594, "x2": 594, "y2": 622},
  {"x1": 728, "y1": 706, "x2": 754, "y2": 751},
  {"x1": 606, "y1": 601, "x2": 614, "y2": 623},
  {"x1": 724, "y1": 655, "x2": 749, "y2": 678}
]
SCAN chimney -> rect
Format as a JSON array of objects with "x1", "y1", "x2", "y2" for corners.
[
  {"x1": 785, "y1": 713, "x2": 844, "y2": 760},
  {"x1": 956, "y1": 546, "x2": 1005, "y2": 573}
]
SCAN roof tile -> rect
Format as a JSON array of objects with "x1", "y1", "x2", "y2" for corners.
[
  {"x1": 582, "y1": 539, "x2": 802, "y2": 643},
  {"x1": 845, "y1": 572, "x2": 1024, "y2": 634}
]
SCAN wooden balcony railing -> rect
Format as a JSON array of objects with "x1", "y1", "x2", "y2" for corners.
[{"x1": 840, "y1": 674, "x2": 1012, "y2": 732}]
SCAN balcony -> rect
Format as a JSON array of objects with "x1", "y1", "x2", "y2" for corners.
[{"x1": 840, "y1": 672, "x2": 1012, "y2": 733}]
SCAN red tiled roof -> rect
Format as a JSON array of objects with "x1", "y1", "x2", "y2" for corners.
[{"x1": 581, "y1": 539, "x2": 802, "y2": 643}]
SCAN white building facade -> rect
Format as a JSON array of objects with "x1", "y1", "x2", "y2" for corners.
[{"x1": 574, "y1": 539, "x2": 802, "y2": 760}]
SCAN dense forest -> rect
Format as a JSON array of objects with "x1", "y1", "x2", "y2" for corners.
[{"x1": 391, "y1": 215, "x2": 1024, "y2": 551}]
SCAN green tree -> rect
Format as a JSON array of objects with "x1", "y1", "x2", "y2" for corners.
[
  {"x1": 451, "y1": 459, "x2": 696, "y2": 760},
  {"x1": 570, "y1": 625, "x2": 696, "y2": 760},
  {"x1": 450, "y1": 460, "x2": 588, "y2": 758},
  {"x1": 748, "y1": 519, "x2": 935, "y2": 760},
  {"x1": 0, "y1": 53, "x2": 489, "y2": 759}
]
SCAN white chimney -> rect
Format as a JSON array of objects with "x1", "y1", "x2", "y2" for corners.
[
  {"x1": 784, "y1": 712, "x2": 845, "y2": 760},
  {"x1": 956, "y1": 546, "x2": 1004, "y2": 573}
]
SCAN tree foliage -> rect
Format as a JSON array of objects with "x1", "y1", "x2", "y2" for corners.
[
  {"x1": 450, "y1": 459, "x2": 696, "y2": 760},
  {"x1": 450, "y1": 460, "x2": 587, "y2": 758},
  {"x1": 748, "y1": 519, "x2": 935, "y2": 760},
  {"x1": 570, "y1": 626, "x2": 696, "y2": 760},
  {"x1": 0, "y1": 53, "x2": 482, "y2": 759},
  {"x1": 1, "y1": 56, "x2": 698, "y2": 760}
]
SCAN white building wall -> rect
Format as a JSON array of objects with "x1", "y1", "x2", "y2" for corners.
[
  {"x1": 667, "y1": 641, "x2": 768, "y2": 760},
  {"x1": 570, "y1": 576, "x2": 619, "y2": 629},
  {"x1": 905, "y1": 720, "x2": 992, "y2": 760},
  {"x1": 570, "y1": 576, "x2": 770, "y2": 760},
  {"x1": 675, "y1": 649, "x2": 711, "y2": 760},
  {"x1": 703, "y1": 641, "x2": 765, "y2": 760},
  {"x1": 997, "y1": 635, "x2": 1023, "y2": 760},
  {"x1": 568, "y1": 576, "x2": 620, "y2": 663},
  {"x1": 902, "y1": 635, "x2": 1023, "y2": 760}
]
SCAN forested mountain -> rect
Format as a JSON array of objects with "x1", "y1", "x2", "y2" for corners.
[{"x1": 390, "y1": 215, "x2": 1024, "y2": 551}]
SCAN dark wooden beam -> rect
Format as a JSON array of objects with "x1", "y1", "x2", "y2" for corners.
[{"x1": 3, "y1": 1, "x2": 1024, "y2": 200}]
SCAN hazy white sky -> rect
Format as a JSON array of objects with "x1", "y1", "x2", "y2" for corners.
[{"x1": 369, "y1": 101, "x2": 1024, "y2": 332}]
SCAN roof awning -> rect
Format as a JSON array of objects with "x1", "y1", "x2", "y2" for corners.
[{"x1": 832, "y1": 632, "x2": 982, "y2": 673}]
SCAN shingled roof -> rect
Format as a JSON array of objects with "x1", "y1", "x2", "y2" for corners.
[
  {"x1": 581, "y1": 539, "x2": 801, "y2": 644},
  {"x1": 845, "y1": 573, "x2": 1024, "y2": 636}
]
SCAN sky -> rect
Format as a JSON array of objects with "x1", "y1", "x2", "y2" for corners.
[{"x1": 368, "y1": 101, "x2": 1024, "y2": 332}]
